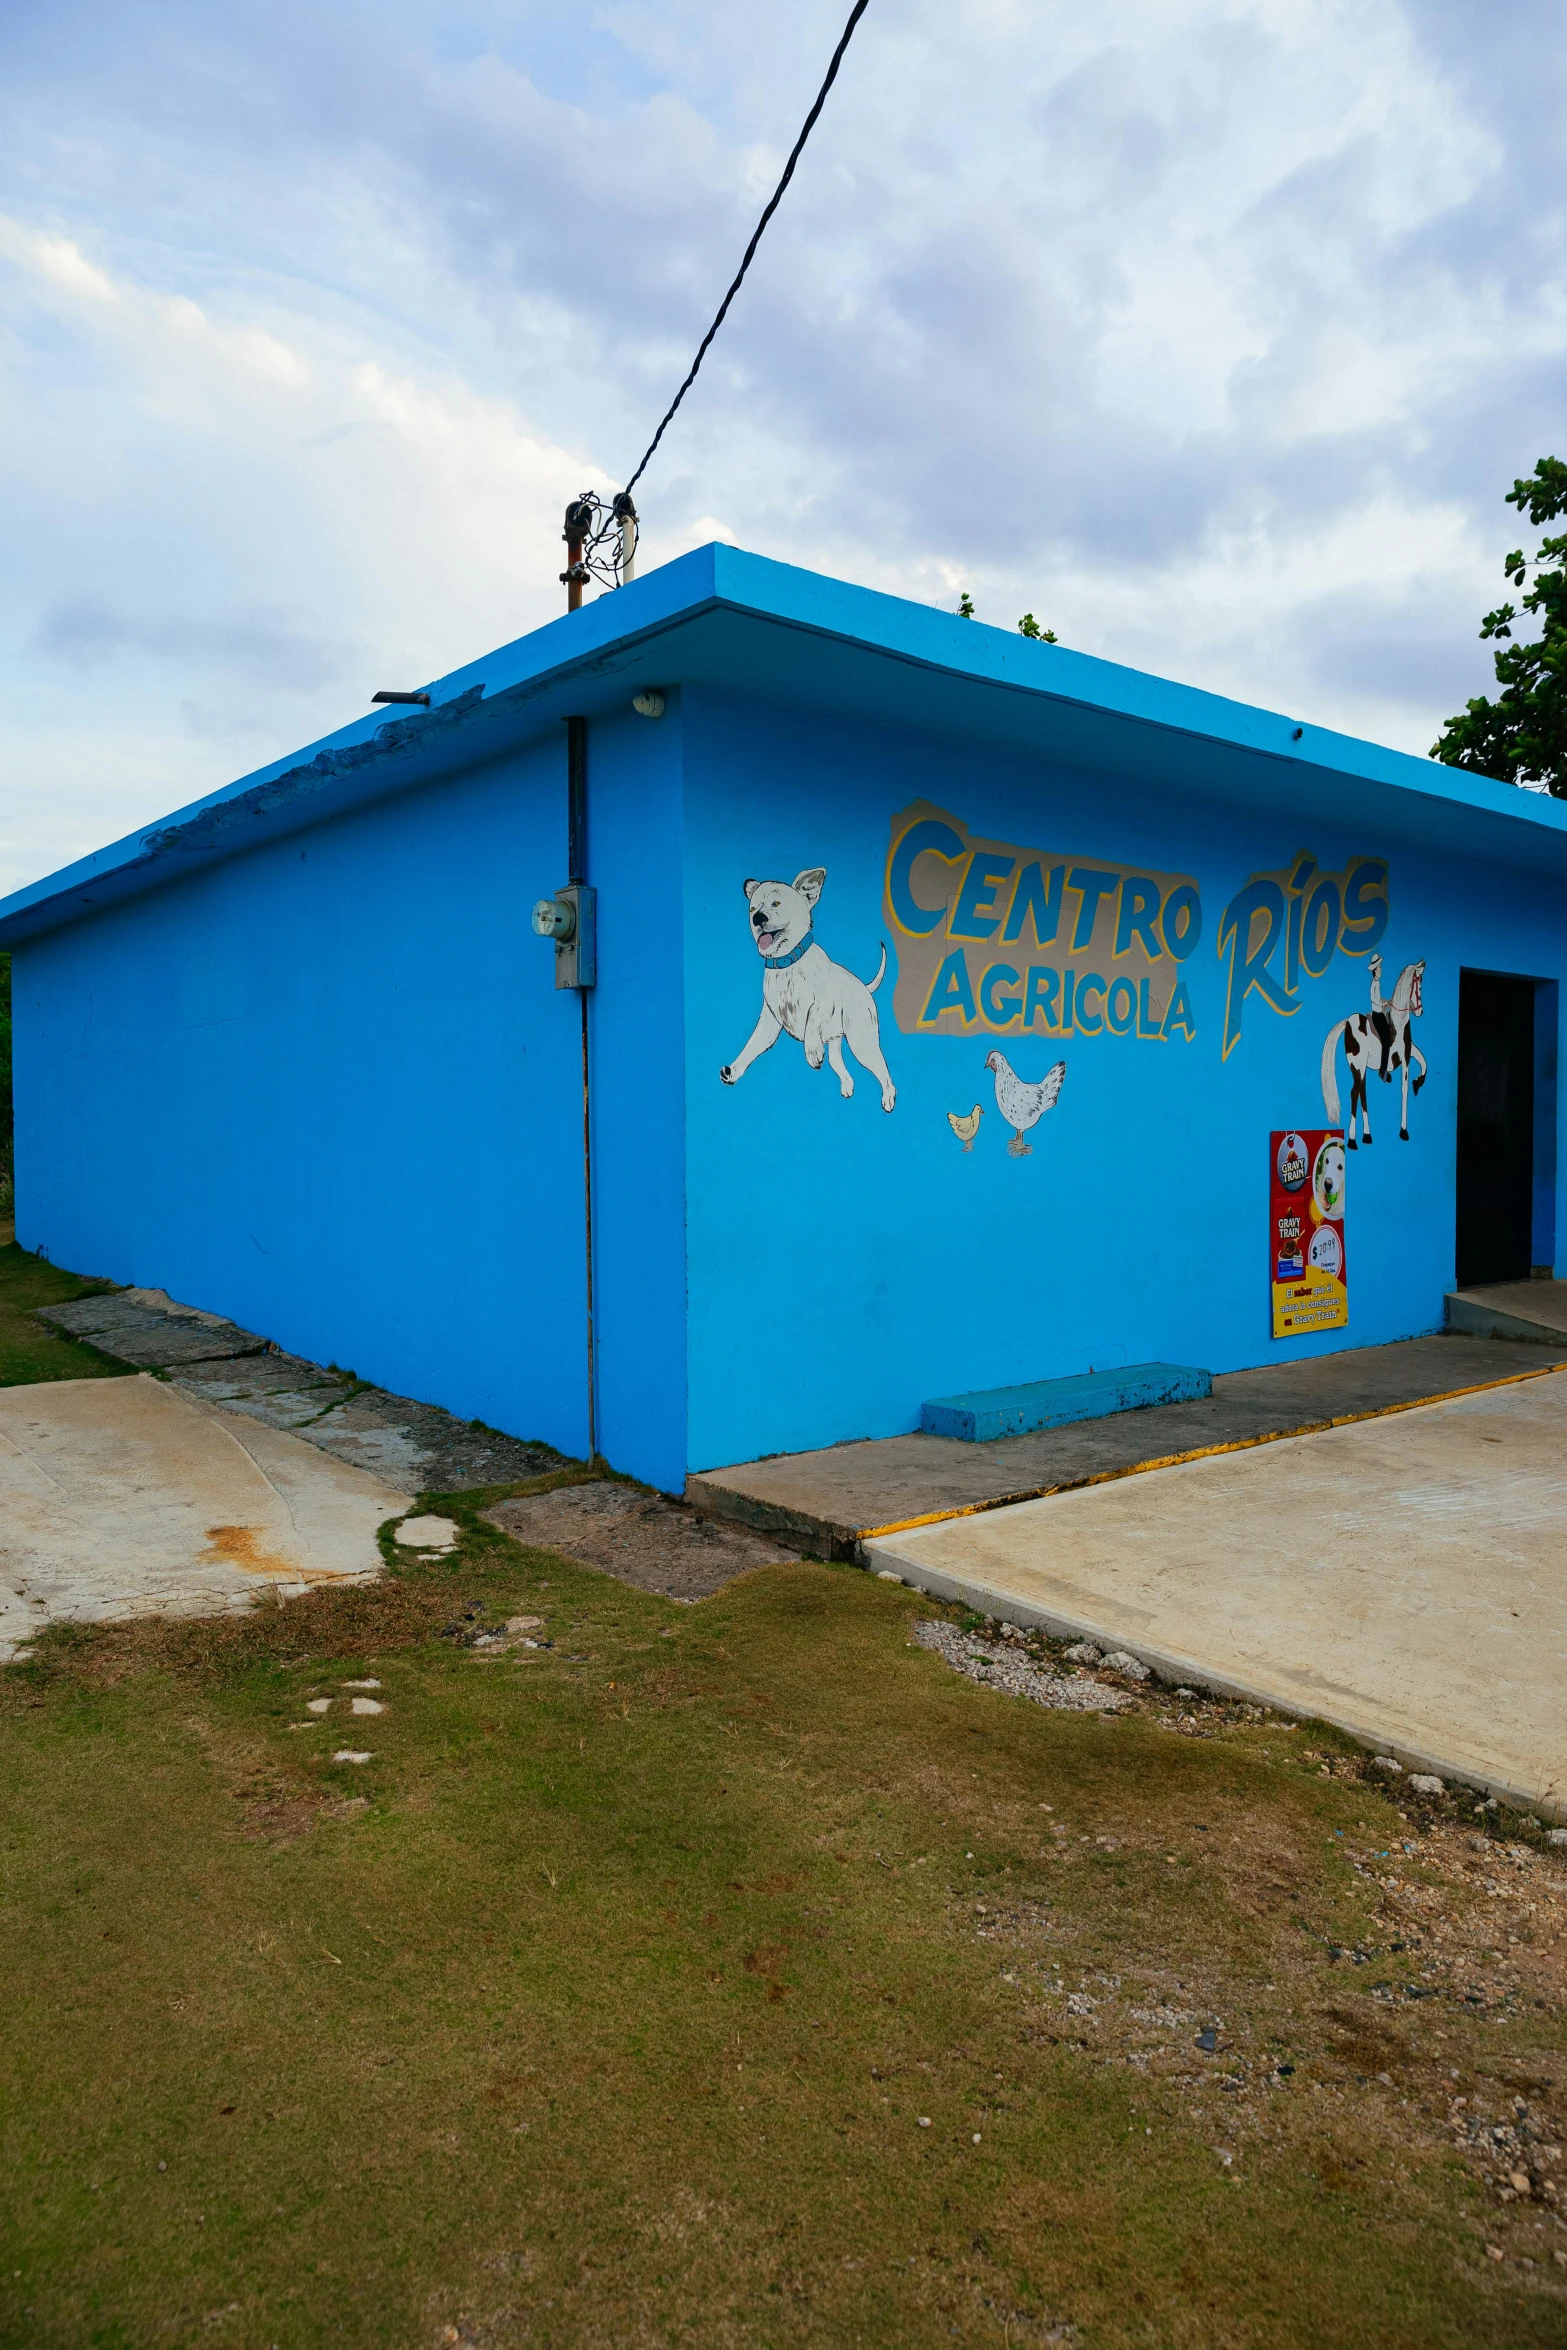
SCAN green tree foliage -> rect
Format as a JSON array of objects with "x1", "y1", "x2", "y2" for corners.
[
  {"x1": 953, "y1": 594, "x2": 1062, "y2": 642},
  {"x1": 1433, "y1": 457, "x2": 1567, "y2": 796}
]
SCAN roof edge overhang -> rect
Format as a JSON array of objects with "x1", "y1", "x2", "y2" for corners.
[{"x1": 5, "y1": 540, "x2": 1566, "y2": 947}]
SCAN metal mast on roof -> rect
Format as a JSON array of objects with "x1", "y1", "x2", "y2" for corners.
[{"x1": 561, "y1": 0, "x2": 872, "y2": 609}]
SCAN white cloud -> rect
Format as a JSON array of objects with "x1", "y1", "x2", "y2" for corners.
[
  {"x1": 1, "y1": 0, "x2": 1563, "y2": 893},
  {"x1": 10, "y1": 226, "x2": 120, "y2": 303},
  {"x1": 0, "y1": 214, "x2": 614, "y2": 891}
]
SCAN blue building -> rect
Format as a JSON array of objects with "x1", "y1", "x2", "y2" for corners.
[{"x1": 3, "y1": 545, "x2": 1563, "y2": 1494}]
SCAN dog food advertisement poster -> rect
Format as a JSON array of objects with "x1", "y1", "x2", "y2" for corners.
[{"x1": 1270, "y1": 1129, "x2": 1347, "y2": 1339}]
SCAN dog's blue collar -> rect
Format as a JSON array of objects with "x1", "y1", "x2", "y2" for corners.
[{"x1": 761, "y1": 929, "x2": 816, "y2": 970}]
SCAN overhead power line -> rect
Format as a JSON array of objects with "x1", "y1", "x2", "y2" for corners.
[
  {"x1": 560, "y1": 1, "x2": 872, "y2": 608},
  {"x1": 623, "y1": 0, "x2": 872, "y2": 499}
]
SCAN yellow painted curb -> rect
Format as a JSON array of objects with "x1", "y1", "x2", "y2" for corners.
[{"x1": 858, "y1": 1360, "x2": 1567, "y2": 1544}]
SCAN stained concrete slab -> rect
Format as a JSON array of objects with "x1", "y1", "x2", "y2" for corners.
[
  {"x1": 689, "y1": 1334, "x2": 1567, "y2": 1559},
  {"x1": 0, "y1": 1374, "x2": 413, "y2": 1659},
  {"x1": 866, "y1": 1369, "x2": 1567, "y2": 1817}
]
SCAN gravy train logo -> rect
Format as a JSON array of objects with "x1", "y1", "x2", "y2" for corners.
[
  {"x1": 883, "y1": 803, "x2": 1201, "y2": 1043},
  {"x1": 1275, "y1": 1132, "x2": 1309, "y2": 1192}
]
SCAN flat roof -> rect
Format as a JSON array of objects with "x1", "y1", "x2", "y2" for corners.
[{"x1": 5, "y1": 540, "x2": 1566, "y2": 947}]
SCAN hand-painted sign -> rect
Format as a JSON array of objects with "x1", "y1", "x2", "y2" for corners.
[
  {"x1": 884, "y1": 802, "x2": 1201, "y2": 1042},
  {"x1": 1219, "y1": 851, "x2": 1389, "y2": 1059},
  {"x1": 1270, "y1": 1128, "x2": 1347, "y2": 1339}
]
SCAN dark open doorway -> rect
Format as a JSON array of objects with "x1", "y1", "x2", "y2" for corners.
[{"x1": 1456, "y1": 971, "x2": 1541, "y2": 1287}]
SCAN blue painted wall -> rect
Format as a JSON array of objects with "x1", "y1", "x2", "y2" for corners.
[
  {"x1": 12, "y1": 706, "x2": 694, "y2": 1493},
  {"x1": 681, "y1": 683, "x2": 1567, "y2": 1471},
  {"x1": 582, "y1": 698, "x2": 689, "y2": 1489},
  {"x1": 13, "y1": 735, "x2": 595, "y2": 1464}
]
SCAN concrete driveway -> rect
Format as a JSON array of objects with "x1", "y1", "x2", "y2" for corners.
[
  {"x1": 0, "y1": 1374, "x2": 413, "y2": 1660},
  {"x1": 867, "y1": 1366, "x2": 1567, "y2": 1816}
]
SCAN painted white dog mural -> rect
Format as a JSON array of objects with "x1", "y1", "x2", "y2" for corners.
[
  {"x1": 720, "y1": 867, "x2": 897, "y2": 1112},
  {"x1": 1321, "y1": 951, "x2": 1426, "y2": 1145}
]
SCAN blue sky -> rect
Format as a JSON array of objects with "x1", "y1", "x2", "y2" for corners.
[{"x1": 3, "y1": 0, "x2": 1564, "y2": 893}]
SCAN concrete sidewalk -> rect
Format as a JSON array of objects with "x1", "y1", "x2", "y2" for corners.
[
  {"x1": 867, "y1": 1369, "x2": 1567, "y2": 1817},
  {"x1": 0, "y1": 1375, "x2": 413, "y2": 1659},
  {"x1": 1447, "y1": 1276, "x2": 1567, "y2": 1345},
  {"x1": 690, "y1": 1334, "x2": 1567, "y2": 1559}
]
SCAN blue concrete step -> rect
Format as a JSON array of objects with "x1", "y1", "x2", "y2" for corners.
[{"x1": 921, "y1": 1361, "x2": 1213, "y2": 1443}]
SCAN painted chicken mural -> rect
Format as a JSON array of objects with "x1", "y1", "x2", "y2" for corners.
[{"x1": 984, "y1": 1051, "x2": 1067, "y2": 1157}]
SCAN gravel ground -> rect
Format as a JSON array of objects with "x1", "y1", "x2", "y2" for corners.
[
  {"x1": 484, "y1": 1480, "x2": 801, "y2": 1601},
  {"x1": 913, "y1": 1619, "x2": 1132, "y2": 1711},
  {"x1": 915, "y1": 1604, "x2": 1567, "y2": 2257}
]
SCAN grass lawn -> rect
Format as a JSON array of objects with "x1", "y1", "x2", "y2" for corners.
[
  {"x1": 0, "y1": 1239, "x2": 127, "y2": 1388},
  {"x1": 2, "y1": 1266, "x2": 1566, "y2": 2344}
]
